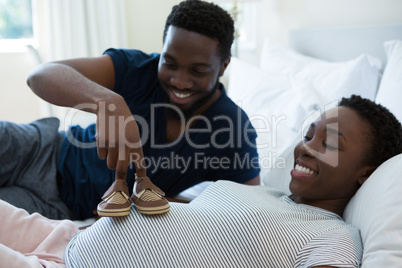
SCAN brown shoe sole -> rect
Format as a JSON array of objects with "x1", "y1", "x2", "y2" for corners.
[
  {"x1": 97, "y1": 204, "x2": 131, "y2": 217},
  {"x1": 133, "y1": 204, "x2": 170, "y2": 215}
]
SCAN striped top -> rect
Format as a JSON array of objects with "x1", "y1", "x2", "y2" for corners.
[{"x1": 65, "y1": 181, "x2": 362, "y2": 268}]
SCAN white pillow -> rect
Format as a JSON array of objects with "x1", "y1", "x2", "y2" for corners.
[
  {"x1": 344, "y1": 153, "x2": 402, "y2": 267},
  {"x1": 228, "y1": 57, "x2": 293, "y2": 105},
  {"x1": 227, "y1": 58, "x2": 327, "y2": 192},
  {"x1": 260, "y1": 39, "x2": 382, "y2": 103},
  {"x1": 375, "y1": 40, "x2": 402, "y2": 123}
]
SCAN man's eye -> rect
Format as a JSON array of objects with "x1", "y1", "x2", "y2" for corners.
[
  {"x1": 192, "y1": 69, "x2": 208, "y2": 75},
  {"x1": 303, "y1": 136, "x2": 312, "y2": 141}
]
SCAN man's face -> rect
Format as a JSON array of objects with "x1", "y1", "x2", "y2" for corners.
[
  {"x1": 290, "y1": 107, "x2": 373, "y2": 204},
  {"x1": 158, "y1": 26, "x2": 229, "y2": 118}
]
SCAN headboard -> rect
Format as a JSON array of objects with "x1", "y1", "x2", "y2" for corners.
[{"x1": 289, "y1": 23, "x2": 402, "y2": 68}]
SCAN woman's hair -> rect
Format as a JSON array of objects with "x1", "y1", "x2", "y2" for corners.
[
  {"x1": 339, "y1": 94, "x2": 402, "y2": 166},
  {"x1": 163, "y1": 0, "x2": 234, "y2": 62}
]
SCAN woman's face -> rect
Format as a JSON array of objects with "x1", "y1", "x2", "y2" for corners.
[{"x1": 290, "y1": 106, "x2": 374, "y2": 207}]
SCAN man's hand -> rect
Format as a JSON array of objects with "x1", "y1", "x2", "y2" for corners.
[{"x1": 95, "y1": 96, "x2": 146, "y2": 180}]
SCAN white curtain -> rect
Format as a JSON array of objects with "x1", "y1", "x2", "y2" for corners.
[
  {"x1": 36, "y1": 0, "x2": 128, "y2": 62},
  {"x1": 33, "y1": 0, "x2": 128, "y2": 125}
]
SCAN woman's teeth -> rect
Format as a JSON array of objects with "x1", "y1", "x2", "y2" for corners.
[
  {"x1": 295, "y1": 164, "x2": 315, "y2": 175},
  {"x1": 173, "y1": 91, "x2": 192, "y2": 99}
]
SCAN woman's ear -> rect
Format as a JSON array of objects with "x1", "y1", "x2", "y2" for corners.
[
  {"x1": 357, "y1": 166, "x2": 377, "y2": 185},
  {"x1": 219, "y1": 57, "x2": 231, "y2": 77}
]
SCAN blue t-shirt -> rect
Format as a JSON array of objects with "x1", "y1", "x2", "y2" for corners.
[{"x1": 58, "y1": 49, "x2": 260, "y2": 219}]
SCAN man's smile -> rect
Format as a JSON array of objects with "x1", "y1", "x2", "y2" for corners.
[
  {"x1": 167, "y1": 87, "x2": 199, "y2": 106},
  {"x1": 171, "y1": 90, "x2": 193, "y2": 99}
]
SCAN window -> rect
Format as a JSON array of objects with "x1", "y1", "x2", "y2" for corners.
[
  {"x1": 217, "y1": 1, "x2": 258, "y2": 57},
  {"x1": 0, "y1": 0, "x2": 33, "y2": 39},
  {"x1": 0, "y1": 0, "x2": 35, "y2": 52}
]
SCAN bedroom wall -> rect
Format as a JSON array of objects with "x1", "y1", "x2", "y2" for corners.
[
  {"x1": 1, "y1": 0, "x2": 401, "y2": 122},
  {"x1": 239, "y1": 0, "x2": 402, "y2": 64},
  {"x1": 0, "y1": 48, "x2": 42, "y2": 123},
  {"x1": 125, "y1": 0, "x2": 181, "y2": 53}
]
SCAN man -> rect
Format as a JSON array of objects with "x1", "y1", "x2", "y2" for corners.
[{"x1": 0, "y1": 0, "x2": 260, "y2": 220}]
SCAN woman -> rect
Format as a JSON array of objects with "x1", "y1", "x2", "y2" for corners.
[{"x1": 1, "y1": 95, "x2": 401, "y2": 268}]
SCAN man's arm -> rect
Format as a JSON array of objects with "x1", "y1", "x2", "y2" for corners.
[
  {"x1": 27, "y1": 55, "x2": 116, "y2": 109},
  {"x1": 27, "y1": 55, "x2": 146, "y2": 179}
]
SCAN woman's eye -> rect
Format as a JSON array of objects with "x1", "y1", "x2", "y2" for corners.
[
  {"x1": 323, "y1": 142, "x2": 338, "y2": 151},
  {"x1": 164, "y1": 63, "x2": 176, "y2": 69}
]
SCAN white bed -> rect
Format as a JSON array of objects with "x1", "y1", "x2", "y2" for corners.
[
  {"x1": 74, "y1": 23, "x2": 402, "y2": 267},
  {"x1": 226, "y1": 23, "x2": 402, "y2": 268}
]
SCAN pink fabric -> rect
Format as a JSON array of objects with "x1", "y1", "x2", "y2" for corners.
[{"x1": 0, "y1": 200, "x2": 78, "y2": 268}]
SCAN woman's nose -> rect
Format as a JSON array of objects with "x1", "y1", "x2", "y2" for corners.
[{"x1": 297, "y1": 139, "x2": 322, "y2": 158}]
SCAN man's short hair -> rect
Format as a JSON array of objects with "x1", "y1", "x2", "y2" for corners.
[{"x1": 163, "y1": 0, "x2": 234, "y2": 61}]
